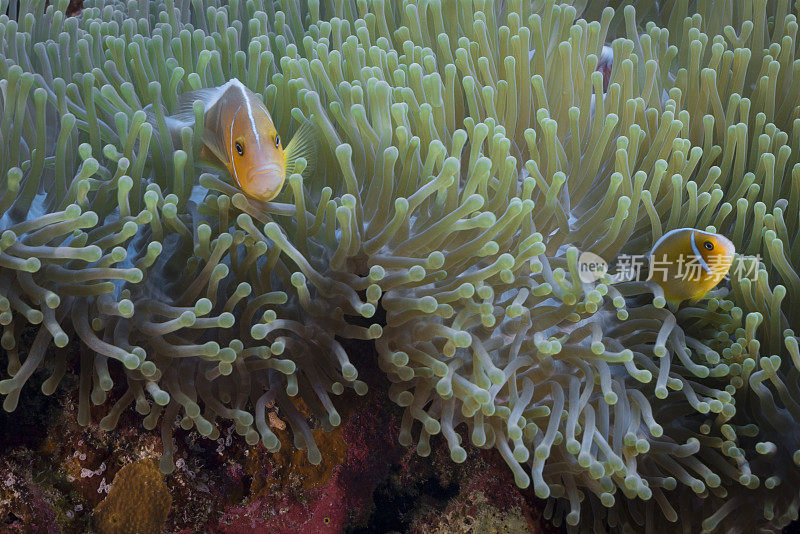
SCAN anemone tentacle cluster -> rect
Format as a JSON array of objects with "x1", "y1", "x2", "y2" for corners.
[{"x1": 1, "y1": 0, "x2": 799, "y2": 532}]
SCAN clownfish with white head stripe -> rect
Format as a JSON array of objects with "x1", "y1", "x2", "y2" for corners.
[
  {"x1": 647, "y1": 228, "x2": 736, "y2": 305},
  {"x1": 148, "y1": 79, "x2": 315, "y2": 201}
]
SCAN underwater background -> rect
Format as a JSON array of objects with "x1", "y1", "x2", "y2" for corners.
[{"x1": 2, "y1": 0, "x2": 800, "y2": 532}]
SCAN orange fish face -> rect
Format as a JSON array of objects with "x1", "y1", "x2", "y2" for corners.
[
  {"x1": 226, "y1": 102, "x2": 286, "y2": 202},
  {"x1": 184, "y1": 80, "x2": 314, "y2": 202},
  {"x1": 692, "y1": 231, "x2": 735, "y2": 277}
]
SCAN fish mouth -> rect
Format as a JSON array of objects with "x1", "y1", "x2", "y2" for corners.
[
  {"x1": 257, "y1": 163, "x2": 283, "y2": 174},
  {"x1": 245, "y1": 169, "x2": 286, "y2": 201}
]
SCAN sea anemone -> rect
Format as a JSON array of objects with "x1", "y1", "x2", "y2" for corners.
[{"x1": 1, "y1": 0, "x2": 799, "y2": 531}]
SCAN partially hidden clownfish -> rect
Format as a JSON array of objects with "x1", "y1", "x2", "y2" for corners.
[
  {"x1": 147, "y1": 79, "x2": 315, "y2": 202},
  {"x1": 647, "y1": 228, "x2": 736, "y2": 305}
]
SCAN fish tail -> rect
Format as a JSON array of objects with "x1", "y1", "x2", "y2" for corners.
[{"x1": 284, "y1": 120, "x2": 317, "y2": 179}]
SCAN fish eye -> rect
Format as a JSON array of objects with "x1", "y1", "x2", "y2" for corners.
[
  {"x1": 235, "y1": 141, "x2": 244, "y2": 156},
  {"x1": 274, "y1": 135, "x2": 281, "y2": 148},
  {"x1": 703, "y1": 240, "x2": 714, "y2": 251}
]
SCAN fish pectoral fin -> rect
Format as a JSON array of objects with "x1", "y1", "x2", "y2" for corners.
[
  {"x1": 202, "y1": 129, "x2": 230, "y2": 166},
  {"x1": 198, "y1": 145, "x2": 227, "y2": 171},
  {"x1": 284, "y1": 120, "x2": 318, "y2": 178}
]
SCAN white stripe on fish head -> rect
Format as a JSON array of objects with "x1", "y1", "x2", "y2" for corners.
[
  {"x1": 690, "y1": 231, "x2": 712, "y2": 275},
  {"x1": 231, "y1": 79, "x2": 261, "y2": 150},
  {"x1": 229, "y1": 104, "x2": 243, "y2": 187}
]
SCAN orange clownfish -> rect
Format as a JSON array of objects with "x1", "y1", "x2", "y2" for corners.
[
  {"x1": 647, "y1": 228, "x2": 735, "y2": 305},
  {"x1": 151, "y1": 79, "x2": 315, "y2": 201}
]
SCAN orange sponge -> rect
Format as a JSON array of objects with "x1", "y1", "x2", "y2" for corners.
[{"x1": 93, "y1": 458, "x2": 172, "y2": 534}]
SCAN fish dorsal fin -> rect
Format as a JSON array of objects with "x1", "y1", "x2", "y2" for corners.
[
  {"x1": 284, "y1": 120, "x2": 318, "y2": 178},
  {"x1": 689, "y1": 231, "x2": 712, "y2": 274},
  {"x1": 171, "y1": 86, "x2": 225, "y2": 124}
]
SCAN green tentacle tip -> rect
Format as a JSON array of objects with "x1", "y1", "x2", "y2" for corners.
[
  {"x1": 290, "y1": 272, "x2": 306, "y2": 287},
  {"x1": 162, "y1": 203, "x2": 178, "y2": 218},
  {"x1": 270, "y1": 340, "x2": 285, "y2": 355},
  {"x1": 194, "y1": 298, "x2": 213, "y2": 316},
  {"x1": 452, "y1": 331, "x2": 471, "y2": 348},
  {"x1": 23, "y1": 258, "x2": 42, "y2": 272},
  {"x1": 140, "y1": 362, "x2": 157, "y2": 378},
  {"x1": 152, "y1": 390, "x2": 171, "y2": 407},
  {"x1": 369, "y1": 265, "x2": 385, "y2": 280},
  {"x1": 178, "y1": 311, "x2": 197, "y2": 327},
  {"x1": 123, "y1": 354, "x2": 140, "y2": 370},
  {"x1": 450, "y1": 446, "x2": 467, "y2": 463},
  {"x1": 341, "y1": 363, "x2": 358, "y2": 381},
  {"x1": 423, "y1": 419, "x2": 441, "y2": 435},
  {"x1": 426, "y1": 251, "x2": 445, "y2": 269},
  {"x1": 263, "y1": 222, "x2": 281, "y2": 240},
  {"x1": 201, "y1": 342, "x2": 220, "y2": 356},
  {"x1": 418, "y1": 296, "x2": 438, "y2": 313},
  {"x1": 391, "y1": 352, "x2": 409, "y2": 366},
  {"x1": 0, "y1": 231, "x2": 16, "y2": 249},
  {"x1": 408, "y1": 265, "x2": 426, "y2": 281},
  {"x1": 218, "y1": 312, "x2": 235, "y2": 328},
  {"x1": 352, "y1": 381, "x2": 368, "y2": 396}
]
